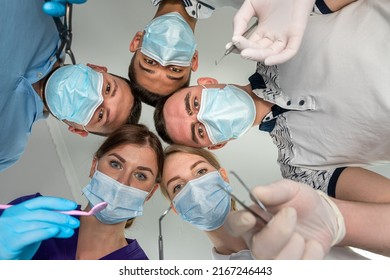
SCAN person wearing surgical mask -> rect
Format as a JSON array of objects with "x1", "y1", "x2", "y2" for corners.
[
  {"x1": 160, "y1": 145, "x2": 371, "y2": 259},
  {"x1": 127, "y1": 0, "x2": 351, "y2": 106},
  {"x1": 0, "y1": 124, "x2": 164, "y2": 260},
  {"x1": 154, "y1": 0, "x2": 390, "y2": 207},
  {"x1": 0, "y1": 0, "x2": 142, "y2": 173}
]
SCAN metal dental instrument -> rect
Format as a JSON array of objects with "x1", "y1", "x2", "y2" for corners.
[
  {"x1": 54, "y1": 3, "x2": 76, "y2": 65},
  {"x1": 158, "y1": 206, "x2": 172, "y2": 260},
  {"x1": 217, "y1": 171, "x2": 273, "y2": 224},
  {"x1": 215, "y1": 19, "x2": 259, "y2": 66}
]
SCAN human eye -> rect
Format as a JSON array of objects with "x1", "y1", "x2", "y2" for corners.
[
  {"x1": 197, "y1": 124, "x2": 204, "y2": 138},
  {"x1": 194, "y1": 96, "x2": 199, "y2": 110},
  {"x1": 196, "y1": 168, "x2": 207, "y2": 176},
  {"x1": 97, "y1": 108, "x2": 104, "y2": 122},
  {"x1": 105, "y1": 83, "x2": 111, "y2": 95},
  {"x1": 134, "y1": 172, "x2": 147, "y2": 181},
  {"x1": 169, "y1": 66, "x2": 182, "y2": 73},
  {"x1": 144, "y1": 57, "x2": 156, "y2": 65},
  {"x1": 172, "y1": 184, "x2": 183, "y2": 194},
  {"x1": 109, "y1": 160, "x2": 122, "y2": 170}
]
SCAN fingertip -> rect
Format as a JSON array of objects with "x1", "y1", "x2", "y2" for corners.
[{"x1": 225, "y1": 211, "x2": 256, "y2": 237}]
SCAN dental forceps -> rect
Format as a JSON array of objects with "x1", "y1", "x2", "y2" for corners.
[
  {"x1": 215, "y1": 19, "x2": 259, "y2": 65},
  {"x1": 217, "y1": 171, "x2": 273, "y2": 225},
  {"x1": 55, "y1": 3, "x2": 76, "y2": 65}
]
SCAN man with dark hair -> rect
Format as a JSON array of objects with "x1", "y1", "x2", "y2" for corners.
[
  {"x1": 0, "y1": 0, "x2": 141, "y2": 172},
  {"x1": 153, "y1": 0, "x2": 390, "y2": 203}
]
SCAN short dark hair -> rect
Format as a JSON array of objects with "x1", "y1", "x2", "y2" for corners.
[
  {"x1": 153, "y1": 95, "x2": 174, "y2": 144},
  {"x1": 128, "y1": 52, "x2": 191, "y2": 107}
]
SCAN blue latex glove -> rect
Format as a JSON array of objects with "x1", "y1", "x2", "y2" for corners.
[
  {"x1": 42, "y1": 0, "x2": 87, "y2": 17},
  {"x1": 0, "y1": 196, "x2": 80, "y2": 260}
]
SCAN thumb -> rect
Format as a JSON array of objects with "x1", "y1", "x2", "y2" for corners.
[{"x1": 224, "y1": 210, "x2": 257, "y2": 237}]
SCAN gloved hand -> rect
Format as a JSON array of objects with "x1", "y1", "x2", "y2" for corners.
[
  {"x1": 42, "y1": 0, "x2": 87, "y2": 17},
  {"x1": 225, "y1": 179, "x2": 345, "y2": 259},
  {"x1": 0, "y1": 196, "x2": 80, "y2": 260},
  {"x1": 228, "y1": 0, "x2": 315, "y2": 65}
]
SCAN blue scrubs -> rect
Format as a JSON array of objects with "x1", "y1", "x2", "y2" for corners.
[
  {"x1": 0, "y1": 0, "x2": 59, "y2": 172},
  {"x1": 0, "y1": 193, "x2": 149, "y2": 260}
]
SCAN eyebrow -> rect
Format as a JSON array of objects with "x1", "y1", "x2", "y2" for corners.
[
  {"x1": 108, "y1": 153, "x2": 126, "y2": 163},
  {"x1": 138, "y1": 62, "x2": 185, "y2": 81},
  {"x1": 137, "y1": 166, "x2": 154, "y2": 175}
]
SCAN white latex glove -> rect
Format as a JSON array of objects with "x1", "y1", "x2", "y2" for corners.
[
  {"x1": 228, "y1": 0, "x2": 315, "y2": 65},
  {"x1": 225, "y1": 179, "x2": 345, "y2": 260}
]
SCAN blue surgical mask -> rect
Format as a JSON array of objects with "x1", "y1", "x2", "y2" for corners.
[
  {"x1": 82, "y1": 170, "x2": 149, "y2": 224},
  {"x1": 141, "y1": 12, "x2": 197, "y2": 67},
  {"x1": 173, "y1": 171, "x2": 232, "y2": 231},
  {"x1": 45, "y1": 64, "x2": 104, "y2": 127},
  {"x1": 197, "y1": 85, "x2": 256, "y2": 144}
]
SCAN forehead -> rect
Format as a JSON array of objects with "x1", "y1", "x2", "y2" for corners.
[
  {"x1": 102, "y1": 144, "x2": 157, "y2": 163},
  {"x1": 163, "y1": 152, "x2": 208, "y2": 175}
]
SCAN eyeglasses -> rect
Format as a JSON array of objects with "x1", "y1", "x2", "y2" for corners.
[{"x1": 223, "y1": 171, "x2": 273, "y2": 225}]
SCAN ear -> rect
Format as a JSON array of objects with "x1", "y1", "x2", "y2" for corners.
[
  {"x1": 197, "y1": 77, "x2": 218, "y2": 86},
  {"x1": 87, "y1": 63, "x2": 108, "y2": 73},
  {"x1": 207, "y1": 142, "x2": 227, "y2": 150},
  {"x1": 68, "y1": 125, "x2": 88, "y2": 137},
  {"x1": 191, "y1": 50, "x2": 199, "y2": 72},
  {"x1": 218, "y1": 167, "x2": 230, "y2": 183},
  {"x1": 129, "y1": 31, "x2": 143, "y2": 52},
  {"x1": 145, "y1": 183, "x2": 159, "y2": 201},
  {"x1": 89, "y1": 157, "x2": 98, "y2": 178}
]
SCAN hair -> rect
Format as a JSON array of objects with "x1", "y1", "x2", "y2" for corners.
[
  {"x1": 128, "y1": 52, "x2": 191, "y2": 107},
  {"x1": 161, "y1": 144, "x2": 237, "y2": 211},
  {"x1": 94, "y1": 123, "x2": 164, "y2": 228},
  {"x1": 153, "y1": 95, "x2": 174, "y2": 144}
]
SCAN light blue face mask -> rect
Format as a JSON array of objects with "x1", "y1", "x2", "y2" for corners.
[
  {"x1": 44, "y1": 64, "x2": 104, "y2": 127},
  {"x1": 141, "y1": 12, "x2": 197, "y2": 67},
  {"x1": 172, "y1": 171, "x2": 232, "y2": 231},
  {"x1": 82, "y1": 170, "x2": 149, "y2": 224},
  {"x1": 197, "y1": 85, "x2": 256, "y2": 145}
]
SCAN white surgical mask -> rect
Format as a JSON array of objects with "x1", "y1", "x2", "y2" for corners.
[
  {"x1": 45, "y1": 64, "x2": 103, "y2": 127},
  {"x1": 82, "y1": 170, "x2": 149, "y2": 224},
  {"x1": 173, "y1": 171, "x2": 231, "y2": 231},
  {"x1": 141, "y1": 12, "x2": 196, "y2": 67},
  {"x1": 197, "y1": 85, "x2": 256, "y2": 144}
]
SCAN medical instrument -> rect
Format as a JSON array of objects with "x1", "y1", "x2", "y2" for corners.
[
  {"x1": 217, "y1": 171, "x2": 273, "y2": 224},
  {"x1": 0, "y1": 201, "x2": 108, "y2": 216},
  {"x1": 215, "y1": 20, "x2": 258, "y2": 66},
  {"x1": 54, "y1": 3, "x2": 76, "y2": 65},
  {"x1": 158, "y1": 206, "x2": 171, "y2": 260}
]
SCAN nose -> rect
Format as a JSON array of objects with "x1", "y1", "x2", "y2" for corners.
[{"x1": 116, "y1": 172, "x2": 131, "y2": 186}]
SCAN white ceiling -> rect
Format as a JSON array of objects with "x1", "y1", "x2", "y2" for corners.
[{"x1": 1, "y1": 0, "x2": 389, "y2": 260}]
